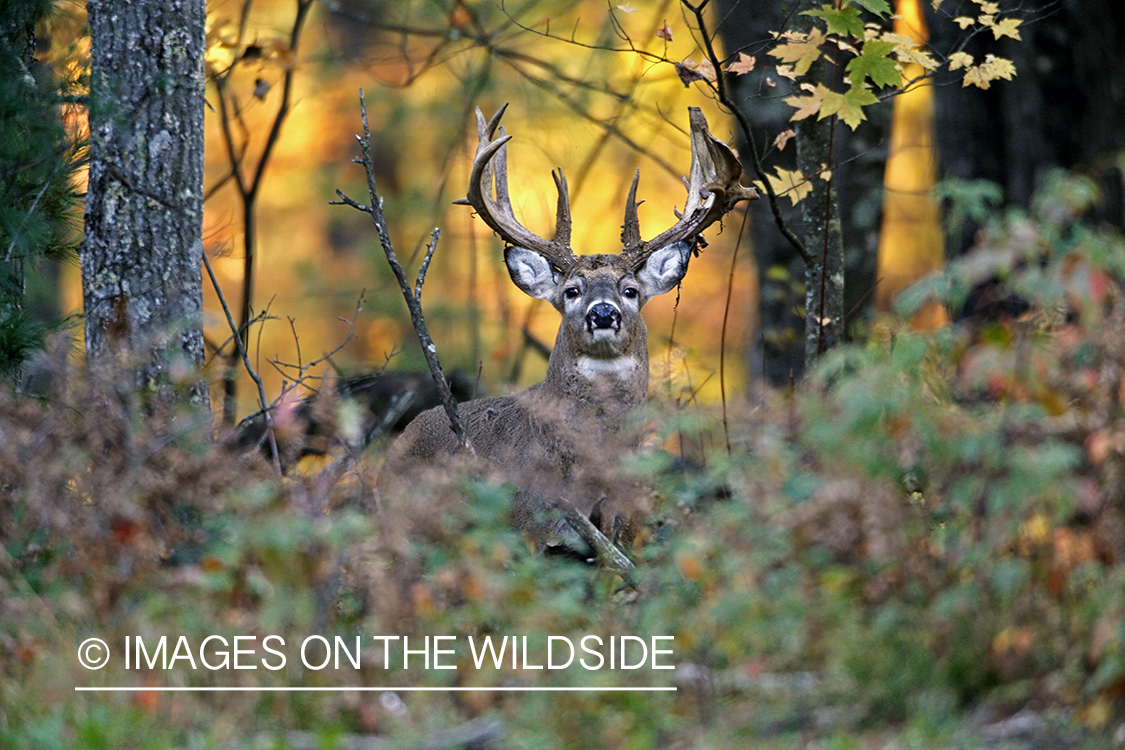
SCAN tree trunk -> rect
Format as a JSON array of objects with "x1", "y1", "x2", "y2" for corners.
[
  {"x1": 715, "y1": 0, "x2": 859, "y2": 382},
  {"x1": 796, "y1": 109, "x2": 844, "y2": 368},
  {"x1": 81, "y1": 0, "x2": 208, "y2": 408}
]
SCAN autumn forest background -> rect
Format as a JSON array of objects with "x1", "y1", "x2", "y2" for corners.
[{"x1": 3, "y1": 0, "x2": 1125, "y2": 747}]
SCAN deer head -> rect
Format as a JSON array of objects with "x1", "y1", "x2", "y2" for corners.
[{"x1": 454, "y1": 104, "x2": 758, "y2": 400}]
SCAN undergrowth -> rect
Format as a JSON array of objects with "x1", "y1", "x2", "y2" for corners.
[{"x1": 3, "y1": 171, "x2": 1125, "y2": 748}]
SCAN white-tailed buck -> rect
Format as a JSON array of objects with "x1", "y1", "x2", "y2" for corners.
[{"x1": 377, "y1": 104, "x2": 756, "y2": 554}]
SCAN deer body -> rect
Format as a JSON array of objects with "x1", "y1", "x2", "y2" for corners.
[{"x1": 376, "y1": 105, "x2": 756, "y2": 551}]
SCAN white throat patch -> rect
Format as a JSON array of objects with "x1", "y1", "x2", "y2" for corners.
[{"x1": 577, "y1": 355, "x2": 638, "y2": 380}]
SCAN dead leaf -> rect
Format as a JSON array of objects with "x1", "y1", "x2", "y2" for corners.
[
  {"x1": 725, "y1": 52, "x2": 756, "y2": 75},
  {"x1": 773, "y1": 128, "x2": 796, "y2": 151},
  {"x1": 656, "y1": 23, "x2": 673, "y2": 41}
]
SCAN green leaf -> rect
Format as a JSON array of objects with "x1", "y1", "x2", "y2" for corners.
[
  {"x1": 803, "y1": 5, "x2": 865, "y2": 37},
  {"x1": 847, "y1": 39, "x2": 901, "y2": 88},
  {"x1": 849, "y1": 0, "x2": 892, "y2": 17},
  {"x1": 821, "y1": 84, "x2": 878, "y2": 129}
]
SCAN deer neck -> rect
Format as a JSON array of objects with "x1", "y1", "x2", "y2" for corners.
[{"x1": 537, "y1": 321, "x2": 649, "y2": 418}]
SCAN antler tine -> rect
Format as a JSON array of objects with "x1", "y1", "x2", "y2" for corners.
[
  {"x1": 620, "y1": 169, "x2": 642, "y2": 252},
  {"x1": 551, "y1": 169, "x2": 572, "y2": 250},
  {"x1": 624, "y1": 107, "x2": 759, "y2": 267},
  {"x1": 455, "y1": 104, "x2": 576, "y2": 272}
]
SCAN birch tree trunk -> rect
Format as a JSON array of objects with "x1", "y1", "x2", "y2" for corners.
[{"x1": 81, "y1": 0, "x2": 208, "y2": 409}]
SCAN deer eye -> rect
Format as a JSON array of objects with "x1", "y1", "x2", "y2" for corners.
[
  {"x1": 622, "y1": 287, "x2": 639, "y2": 299},
  {"x1": 564, "y1": 286, "x2": 581, "y2": 299}
]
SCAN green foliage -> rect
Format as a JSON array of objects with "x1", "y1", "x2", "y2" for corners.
[
  {"x1": 5, "y1": 167, "x2": 1125, "y2": 744},
  {"x1": 0, "y1": 0, "x2": 83, "y2": 377},
  {"x1": 771, "y1": 0, "x2": 1021, "y2": 136}
]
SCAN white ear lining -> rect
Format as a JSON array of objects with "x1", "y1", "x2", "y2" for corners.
[
  {"x1": 637, "y1": 241, "x2": 691, "y2": 296},
  {"x1": 504, "y1": 246, "x2": 559, "y2": 299}
]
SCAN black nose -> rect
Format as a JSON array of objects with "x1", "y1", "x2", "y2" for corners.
[{"x1": 586, "y1": 302, "x2": 621, "y2": 330}]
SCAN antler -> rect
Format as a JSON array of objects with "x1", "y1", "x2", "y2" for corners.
[
  {"x1": 620, "y1": 107, "x2": 759, "y2": 268},
  {"x1": 454, "y1": 104, "x2": 577, "y2": 273}
]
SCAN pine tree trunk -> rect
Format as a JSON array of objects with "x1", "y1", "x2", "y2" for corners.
[{"x1": 81, "y1": 0, "x2": 208, "y2": 408}]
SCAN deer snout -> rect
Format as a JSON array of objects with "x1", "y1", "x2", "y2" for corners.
[{"x1": 586, "y1": 302, "x2": 621, "y2": 331}]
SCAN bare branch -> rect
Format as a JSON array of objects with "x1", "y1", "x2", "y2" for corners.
[
  {"x1": 333, "y1": 89, "x2": 474, "y2": 455},
  {"x1": 202, "y1": 247, "x2": 281, "y2": 474}
]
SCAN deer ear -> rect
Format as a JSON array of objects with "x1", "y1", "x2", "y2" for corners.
[
  {"x1": 505, "y1": 245, "x2": 560, "y2": 299},
  {"x1": 637, "y1": 241, "x2": 691, "y2": 296}
]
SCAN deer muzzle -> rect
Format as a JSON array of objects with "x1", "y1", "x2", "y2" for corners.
[{"x1": 586, "y1": 302, "x2": 621, "y2": 333}]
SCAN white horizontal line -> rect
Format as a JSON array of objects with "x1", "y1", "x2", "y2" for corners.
[{"x1": 75, "y1": 686, "x2": 676, "y2": 692}]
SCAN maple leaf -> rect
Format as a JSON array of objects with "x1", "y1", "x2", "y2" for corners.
[
  {"x1": 773, "y1": 128, "x2": 796, "y2": 151},
  {"x1": 881, "y1": 32, "x2": 915, "y2": 48},
  {"x1": 895, "y1": 45, "x2": 940, "y2": 71},
  {"x1": 953, "y1": 16, "x2": 975, "y2": 29},
  {"x1": 775, "y1": 64, "x2": 798, "y2": 81},
  {"x1": 676, "y1": 57, "x2": 716, "y2": 85},
  {"x1": 948, "y1": 51, "x2": 974, "y2": 71},
  {"x1": 804, "y1": 5, "x2": 865, "y2": 38},
  {"x1": 769, "y1": 27, "x2": 825, "y2": 77},
  {"x1": 847, "y1": 39, "x2": 900, "y2": 88},
  {"x1": 960, "y1": 53, "x2": 1016, "y2": 89},
  {"x1": 819, "y1": 85, "x2": 877, "y2": 129},
  {"x1": 757, "y1": 167, "x2": 812, "y2": 206},
  {"x1": 851, "y1": 0, "x2": 892, "y2": 18},
  {"x1": 615, "y1": 3, "x2": 639, "y2": 15},
  {"x1": 783, "y1": 82, "x2": 827, "y2": 121},
  {"x1": 974, "y1": 0, "x2": 999, "y2": 12},
  {"x1": 656, "y1": 23, "x2": 673, "y2": 41},
  {"x1": 725, "y1": 52, "x2": 756, "y2": 76},
  {"x1": 989, "y1": 17, "x2": 1022, "y2": 40}
]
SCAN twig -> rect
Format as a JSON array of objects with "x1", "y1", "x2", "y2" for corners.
[
  {"x1": 211, "y1": 0, "x2": 315, "y2": 424},
  {"x1": 332, "y1": 89, "x2": 473, "y2": 455},
  {"x1": 556, "y1": 500, "x2": 636, "y2": 575},
  {"x1": 202, "y1": 248, "x2": 282, "y2": 474}
]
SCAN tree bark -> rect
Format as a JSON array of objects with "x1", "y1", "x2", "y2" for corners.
[
  {"x1": 81, "y1": 0, "x2": 208, "y2": 408},
  {"x1": 793, "y1": 17, "x2": 845, "y2": 368},
  {"x1": 715, "y1": 0, "x2": 859, "y2": 382}
]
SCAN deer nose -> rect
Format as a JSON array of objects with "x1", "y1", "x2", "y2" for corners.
[{"x1": 586, "y1": 302, "x2": 621, "y2": 331}]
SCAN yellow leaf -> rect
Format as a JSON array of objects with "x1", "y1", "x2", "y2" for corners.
[
  {"x1": 980, "y1": 53, "x2": 1016, "y2": 80},
  {"x1": 931, "y1": 0, "x2": 943, "y2": 9},
  {"x1": 615, "y1": 3, "x2": 639, "y2": 15},
  {"x1": 725, "y1": 52, "x2": 756, "y2": 76},
  {"x1": 773, "y1": 128, "x2": 796, "y2": 151},
  {"x1": 961, "y1": 53, "x2": 1016, "y2": 89},
  {"x1": 990, "y1": 17, "x2": 1022, "y2": 40},
  {"x1": 769, "y1": 28, "x2": 826, "y2": 77},
  {"x1": 881, "y1": 32, "x2": 915, "y2": 47},
  {"x1": 757, "y1": 167, "x2": 812, "y2": 206},
  {"x1": 783, "y1": 82, "x2": 827, "y2": 121},
  {"x1": 953, "y1": 16, "x2": 975, "y2": 29},
  {"x1": 897, "y1": 46, "x2": 940, "y2": 71},
  {"x1": 1021, "y1": 513, "x2": 1052, "y2": 545},
  {"x1": 975, "y1": 0, "x2": 999, "y2": 12},
  {"x1": 775, "y1": 64, "x2": 798, "y2": 81},
  {"x1": 948, "y1": 51, "x2": 974, "y2": 71}
]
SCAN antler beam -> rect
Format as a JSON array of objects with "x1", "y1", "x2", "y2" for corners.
[
  {"x1": 454, "y1": 104, "x2": 577, "y2": 272},
  {"x1": 622, "y1": 107, "x2": 759, "y2": 267}
]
